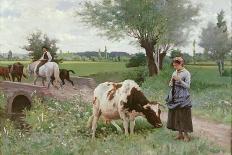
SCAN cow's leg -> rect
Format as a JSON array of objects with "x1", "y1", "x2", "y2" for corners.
[
  {"x1": 19, "y1": 75, "x2": 22, "y2": 82},
  {"x1": 91, "y1": 99, "x2": 101, "y2": 139},
  {"x1": 92, "y1": 108, "x2": 101, "y2": 139},
  {"x1": 129, "y1": 119, "x2": 136, "y2": 134},
  {"x1": 119, "y1": 112, "x2": 129, "y2": 135},
  {"x1": 129, "y1": 111, "x2": 137, "y2": 134},
  {"x1": 12, "y1": 75, "x2": 15, "y2": 82},
  {"x1": 17, "y1": 75, "x2": 20, "y2": 82},
  {"x1": 9, "y1": 73, "x2": 12, "y2": 81}
]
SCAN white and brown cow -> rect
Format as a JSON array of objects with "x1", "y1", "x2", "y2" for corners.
[{"x1": 87, "y1": 80, "x2": 163, "y2": 138}]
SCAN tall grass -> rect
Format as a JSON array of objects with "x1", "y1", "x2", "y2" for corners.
[{"x1": 0, "y1": 95, "x2": 225, "y2": 155}]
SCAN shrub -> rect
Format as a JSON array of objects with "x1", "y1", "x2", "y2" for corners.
[
  {"x1": 222, "y1": 68, "x2": 231, "y2": 77},
  {"x1": 126, "y1": 53, "x2": 146, "y2": 68}
]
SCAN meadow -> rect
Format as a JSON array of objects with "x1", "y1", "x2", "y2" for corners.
[
  {"x1": 0, "y1": 94, "x2": 225, "y2": 155},
  {"x1": 0, "y1": 61, "x2": 133, "y2": 76},
  {"x1": 0, "y1": 60, "x2": 231, "y2": 154}
]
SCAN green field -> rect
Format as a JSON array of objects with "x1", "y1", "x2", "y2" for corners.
[
  {"x1": 0, "y1": 61, "x2": 133, "y2": 76},
  {"x1": 0, "y1": 61, "x2": 231, "y2": 154}
]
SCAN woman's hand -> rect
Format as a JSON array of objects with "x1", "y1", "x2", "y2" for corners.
[{"x1": 173, "y1": 75, "x2": 181, "y2": 81}]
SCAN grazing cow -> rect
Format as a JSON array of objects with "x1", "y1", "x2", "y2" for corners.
[
  {"x1": 88, "y1": 80, "x2": 163, "y2": 138},
  {"x1": 9, "y1": 62, "x2": 27, "y2": 82},
  {"x1": 0, "y1": 66, "x2": 11, "y2": 80},
  {"x1": 51, "y1": 69, "x2": 75, "y2": 86}
]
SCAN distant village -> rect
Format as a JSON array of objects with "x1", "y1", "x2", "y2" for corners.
[{"x1": 0, "y1": 48, "x2": 132, "y2": 61}]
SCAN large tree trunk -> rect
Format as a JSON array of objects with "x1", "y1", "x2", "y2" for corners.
[
  {"x1": 140, "y1": 39, "x2": 158, "y2": 76},
  {"x1": 159, "y1": 52, "x2": 167, "y2": 70},
  {"x1": 217, "y1": 59, "x2": 225, "y2": 76},
  {"x1": 145, "y1": 48, "x2": 158, "y2": 76}
]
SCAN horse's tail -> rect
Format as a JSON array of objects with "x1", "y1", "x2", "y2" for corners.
[{"x1": 68, "y1": 70, "x2": 75, "y2": 74}]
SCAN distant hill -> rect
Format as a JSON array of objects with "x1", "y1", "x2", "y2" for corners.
[
  {"x1": 74, "y1": 51, "x2": 131, "y2": 58},
  {"x1": 109, "y1": 51, "x2": 130, "y2": 57}
]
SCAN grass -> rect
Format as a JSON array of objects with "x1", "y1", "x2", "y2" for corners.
[
  {"x1": 0, "y1": 61, "x2": 132, "y2": 77},
  {"x1": 0, "y1": 95, "x2": 226, "y2": 155},
  {"x1": 59, "y1": 61, "x2": 134, "y2": 76}
]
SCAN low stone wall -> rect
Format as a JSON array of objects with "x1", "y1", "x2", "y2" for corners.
[{"x1": 0, "y1": 77, "x2": 96, "y2": 113}]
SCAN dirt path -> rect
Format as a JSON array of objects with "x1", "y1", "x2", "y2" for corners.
[
  {"x1": 40, "y1": 77, "x2": 231, "y2": 151},
  {"x1": 161, "y1": 112, "x2": 231, "y2": 151},
  {"x1": 39, "y1": 76, "x2": 95, "y2": 102}
]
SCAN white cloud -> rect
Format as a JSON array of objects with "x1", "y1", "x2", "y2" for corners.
[{"x1": 0, "y1": 0, "x2": 231, "y2": 55}]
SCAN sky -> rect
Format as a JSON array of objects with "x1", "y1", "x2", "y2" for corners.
[{"x1": 0, "y1": 0, "x2": 231, "y2": 55}]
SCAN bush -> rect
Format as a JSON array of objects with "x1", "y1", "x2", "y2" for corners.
[
  {"x1": 222, "y1": 68, "x2": 231, "y2": 77},
  {"x1": 123, "y1": 67, "x2": 148, "y2": 86},
  {"x1": 126, "y1": 53, "x2": 146, "y2": 68}
]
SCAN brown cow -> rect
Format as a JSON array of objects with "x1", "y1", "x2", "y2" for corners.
[
  {"x1": 9, "y1": 62, "x2": 27, "y2": 82},
  {"x1": 0, "y1": 66, "x2": 11, "y2": 80}
]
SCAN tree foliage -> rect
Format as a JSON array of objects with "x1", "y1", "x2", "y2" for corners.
[
  {"x1": 199, "y1": 10, "x2": 231, "y2": 75},
  {"x1": 78, "y1": 0, "x2": 199, "y2": 76},
  {"x1": 7, "y1": 50, "x2": 13, "y2": 60},
  {"x1": 23, "y1": 31, "x2": 59, "y2": 62}
]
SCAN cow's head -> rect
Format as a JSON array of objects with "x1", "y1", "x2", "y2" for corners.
[{"x1": 142, "y1": 101, "x2": 163, "y2": 128}]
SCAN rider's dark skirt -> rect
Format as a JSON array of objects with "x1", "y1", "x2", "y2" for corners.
[{"x1": 167, "y1": 107, "x2": 193, "y2": 132}]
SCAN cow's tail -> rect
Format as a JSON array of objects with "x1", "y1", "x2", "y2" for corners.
[
  {"x1": 68, "y1": 70, "x2": 75, "y2": 74},
  {"x1": 86, "y1": 115, "x2": 94, "y2": 128}
]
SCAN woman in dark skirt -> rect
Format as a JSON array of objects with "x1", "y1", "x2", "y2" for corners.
[{"x1": 166, "y1": 57, "x2": 193, "y2": 142}]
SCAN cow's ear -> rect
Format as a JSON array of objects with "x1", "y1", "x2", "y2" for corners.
[{"x1": 143, "y1": 104, "x2": 151, "y2": 109}]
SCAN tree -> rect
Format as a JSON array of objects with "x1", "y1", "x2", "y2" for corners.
[
  {"x1": 153, "y1": 0, "x2": 199, "y2": 70},
  {"x1": 8, "y1": 50, "x2": 13, "y2": 60},
  {"x1": 78, "y1": 0, "x2": 199, "y2": 76},
  {"x1": 104, "y1": 46, "x2": 108, "y2": 59},
  {"x1": 192, "y1": 40, "x2": 196, "y2": 64},
  {"x1": 23, "y1": 31, "x2": 60, "y2": 62},
  {"x1": 217, "y1": 10, "x2": 227, "y2": 33},
  {"x1": 199, "y1": 10, "x2": 231, "y2": 76},
  {"x1": 98, "y1": 49, "x2": 102, "y2": 59},
  {"x1": 170, "y1": 49, "x2": 182, "y2": 59}
]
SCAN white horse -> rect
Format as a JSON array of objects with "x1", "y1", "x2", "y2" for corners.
[{"x1": 28, "y1": 60, "x2": 62, "y2": 89}]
